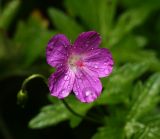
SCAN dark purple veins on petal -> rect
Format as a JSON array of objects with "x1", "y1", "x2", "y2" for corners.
[
  {"x1": 46, "y1": 31, "x2": 114, "y2": 103},
  {"x1": 46, "y1": 34, "x2": 71, "y2": 68},
  {"x1": 73, "y1": 31, "x2": 101, "y2": 53},
  {"x1": 48, "y1": 68, "x2": 75, "y2": 99}
]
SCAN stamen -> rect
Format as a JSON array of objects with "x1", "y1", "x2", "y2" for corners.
[{"x1": 69, "y1": 55, "x2": 84, "y2": 68}]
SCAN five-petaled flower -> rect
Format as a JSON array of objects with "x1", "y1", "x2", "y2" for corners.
[{"x1": 46, "y1": 31, "x2": 114, "y2": 103}]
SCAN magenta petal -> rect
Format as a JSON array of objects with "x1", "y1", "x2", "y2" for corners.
[
  {"x1": 73, "y1": 31, "x2": 101, "y2": 53},
  {"x1": 46, "y1": 34, "x2": 70, "y2": 68},
  {"x1": 84, "y1": 48, "x2": 114, "y2": 77},
  {"x1": 48, "y1": 68, "x2": 75, "y2": 99},
  {"x1": 73, "y1": 69, "x2": 102, "y2": 103}
]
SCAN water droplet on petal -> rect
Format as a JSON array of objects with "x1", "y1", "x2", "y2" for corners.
[
  {"x1": 64, "y1": 75, "x2": 69, "y2": 80},
  {"x1": 103, "y1": 69, "x2": 109, "y2": 74},
  {"x1": 85, "y1": 90, "x2": 91, "y2": 96},
  {"x1": 94, "y1": 65, "x2": 98, "y2": 68},
  {"x1": 82, "y1": 87, "x2": 97, "y2": 102},
  {"x1": 58, "y1": 89, "x2": 69, "y2": 98},
  {"x1": 61, "y1": 90, "x2": 66, "y2": 94}
]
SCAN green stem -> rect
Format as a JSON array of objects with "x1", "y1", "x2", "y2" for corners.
[
  {"x1": 21, "y1": 74, "x2": 47, "y2": 92},
  {"x1": 19, "y1": 74, "x2": 103, "y2": 125},
  {"x1": 17, "y1": 74, "x2": 47, "y2": 107},
  {"x1": 62, "y1": 100, "x2": 103, "y2": 125}
]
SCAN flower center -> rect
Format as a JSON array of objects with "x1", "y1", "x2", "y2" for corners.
[{"x1": 69, "y1": 55, "x2": 84, "y2": 69}]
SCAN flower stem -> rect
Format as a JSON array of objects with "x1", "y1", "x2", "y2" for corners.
[
  {"x1": 21, "y1": 74, "x2": 48, "y2": 92},
  {"x1": 17, "y1": 74, "x2": 48, "y2": 107},
  {"x1": 61, "y1": 99, "x2": 103, "y2": 125},
  {"x1": 18, "y1": 74, "x2": 103, "y2": 125}
]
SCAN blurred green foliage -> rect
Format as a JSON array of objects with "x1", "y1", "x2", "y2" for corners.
[{"x1": 1, "y1": 0, "x2": 160, "y2": 139}]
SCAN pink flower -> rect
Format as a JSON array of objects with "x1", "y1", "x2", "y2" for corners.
[{"x1": 46, "y1": 31, "x2": 114, "y2": 103}]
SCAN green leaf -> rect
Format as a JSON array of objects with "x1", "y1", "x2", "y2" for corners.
[
  {"x1": 112, "y1": 34, "x2": 148, "y2": 49},
  {"x1": 125, "y1": 114, "x2": 160, "y2": 139},
  {"x1": 0, "y1": 0, "x2": 20, "y2": 30},
  {"x1": 48, "y1": 8, "x2": 84, "y2": 41},
  {"x1": 96, "y1": 62, "x2": 149, "y2": 104},
  {"x1": 29, "y1": 103, "x2": 70, "y2": 129},
  {"x1": 65, "y1": 0, "x2": 117, "y2": 42},
  {"x1": 59, "y1": 96, "x2": 93, "y2": 128},
  {"x1": 98, "y1": 0, "x2": 117, "y2": 40},
  {"x1": 92, "y1": 107, "x2": 126, "y2": 139},
  {"x1": 109, "y1": 3, "x2": 160, "y2": 46},
  {"x1": 30, "y1": 95, "x2": 93, "y2": 129},
  {"x1": 130, "y1": 81, "x2": 143, "y2": 106},
  {"x1": 13, "y1": 15, "x2": 53, "y2": 67},
  {"x1": 125, "y1": 121, "x2": 146, "y2": 139},
  {"x1": 126, "y1": 73, "x2": 160, "y2": 122},
  {"x1": 136, "y1": 116, "x2": 160, "y2": 139},
  {"x1": 65, "y1": 0, "x2": 99, "y2": 30},
  {"x1": 69, "y1": 116, "x2": 82, "y2": 128},
  {"x1": 112, "y1": 48, "x2": 160, "y2": 71},
  {"x1": 92, "y1": 126, "x2": 124, "y2": 139}
]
